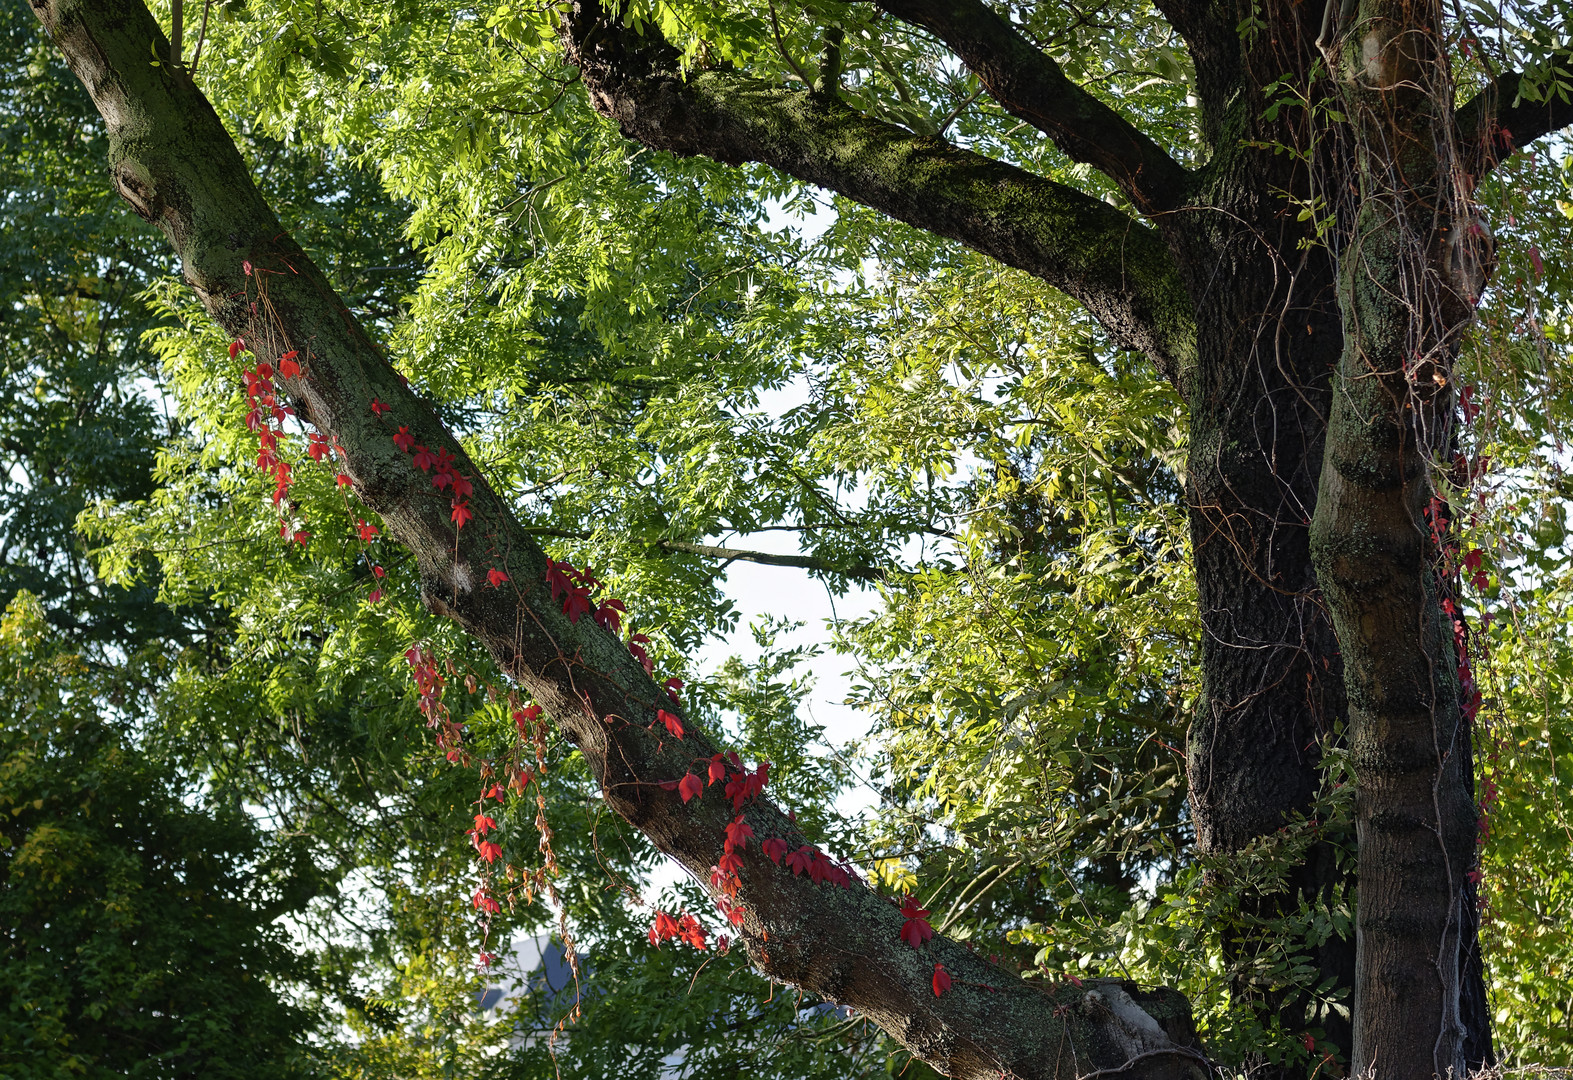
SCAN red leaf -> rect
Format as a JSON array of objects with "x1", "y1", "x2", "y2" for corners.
[
  {"x1": 450, "y1": 474, "x2": 474, "y2": 498},
  {"x1": 412, "y1": 446, "x2": 437, "y2": 471},
  {"x1": 482, "y1": 784, "x2": 505, "y2": 801},
  {"x1": 336, "y1": 472, "x2": 353, "y2": 487},
  {"x1": 1459, "y1": 384, "x2": 1480, "y2": 423},
  {"x1": 371, "y1": 564, "x2": 385, "y2": 578},
  {"x1": 785, "y1": 845, "x2": 815, "y2": 876},
  {"x1": 242, "y1": 259, "x2": 253, "y2": 275},
  {"x1": 657, "y1": 709, "x2": 684, "y2": 739},
  {"x1": 678, "y1": 772, "x2": 704, "y2": 804},
  {"x1": 593, "y1": 598, "x2": 626, "y2": 633},
  {"x1": 279, "y1": 354, "x2": 301, "y2": 378},
  {"x1": 470, "y1": 813, "x2": 497, "y2": 836},
  {"x1": 545, "y1": 560, "x2": 572, "y2": 601},
  {"x1": 932, "y1": 963, "x2": 951, "y2": 997},
  {"x1": 472, "y1": 888, "x2": 501, "y2": 914},
  {"x1": 561, "y1": 587, "x2": 592, "y2": 624},
  {"x1": 476, "y1": 840, "x2": 502, "y2": 864},
  {"x1": 664, "y1": 677, "x2": 683, "y2": 704},
  {"x1": 724, "y1": 816, "x2": 754, "y2": 852},
  {"x1": 451, "y1": 499, "x2": 473, "y2": 529},
  {"x1": 761, "y1": 837, "x2": 788, "y2": 864},
  {"x1": 628, "y1": 633, "x2": 653, "y2": 675},
  {"x1": 367, "y1": 588, "x2": 383, "y2": 605},
  {"x1": 649, "y1": 910, "x2": 679, "y2": 948},
  {"x1": 358, "y1": 519, "x2": 379, "y2": 543},
  {"x1": 1529, "y1": 244, "x2": 1544, "y2": 279},
  {"x1": 708, "y1": 756, "x2": 728, "y2": 786},
  {"x1": 678, "y1": 914, "x2": 707, "y2": 950},
  {"x1": 899, "y1": 895, "x2": 934, "y2": 948},
  {"x1": 393, "y1": 426, "x2": 415, "y2": 452},
  {"x1": 292, "y1": 530, "x2": 310, "y2": 546},
  {"x1": 370, "y1": 397, "x2": 390, "y2": 416},
  {"x1": 486, "y1": 568, "x2": 509, "y2": 588},
  {"x1": 718, "y1": 851, "x2": 744, "y2": 876}
]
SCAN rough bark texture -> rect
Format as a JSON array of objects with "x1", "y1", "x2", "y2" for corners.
[
  {"x1": 28, "y1": 1, "x2": 1211, "y2": 1078},
  {"x1": 1163, "y1": 8, "x2": 1359, "y2": 1053},
  {"x1": 1310, "y1": 3, "x2": 1492, "y2": 1074}
]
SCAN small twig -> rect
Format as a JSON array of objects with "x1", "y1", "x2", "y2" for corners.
[
  {"x1": 190, "y1": 0, "x2": 214, "y2": 75},
  {"x1": 766, "y1": 0, "x2": 814, "y2": 86}
]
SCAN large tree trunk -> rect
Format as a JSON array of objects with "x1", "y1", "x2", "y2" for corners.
[
  {"x1": 1310, "y1": 2, "x2": 1493, "y2": 1074},
  {"x1": 1181, "y1": 229, "x2": 1355, "y2": 1054},
  {"x1": 1161, "y1": 7, "x2": 1359, "y2": 1052}
]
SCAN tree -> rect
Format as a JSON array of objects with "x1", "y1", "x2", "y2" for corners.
[
  {"x1": 0, "y1": 593, "x2": 319, "y2": 1080},
  {"x1": 23, "y1": 0, "x2": 1573, "y2": 1077}
]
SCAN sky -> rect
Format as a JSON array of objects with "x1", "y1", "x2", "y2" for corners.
[{"x1": 690, "y1": 527, "x2": 884, "y2": 768}]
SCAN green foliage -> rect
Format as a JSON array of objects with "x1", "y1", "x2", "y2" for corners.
[
  {"x1": 0, "y1": 594, "x2": 318, "y2": 1079},
  {"x1": 1432, "y1": 132, "x2": 1573, "y2": 1065},
  {"x1": 0, "y1": 0, "x2": 189, "y2": 655},
  {"x1": 11, "y1": 0, "x2": 1573, "y2": 1073}
]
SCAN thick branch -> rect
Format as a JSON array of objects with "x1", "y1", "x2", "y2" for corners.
[
  {"x1": 874, "y1": 0, "x2": 1191, "y2": 213},
  {"x1": 565, "y1": 2, "x2": 1196, "y2": 391},
  {"x1": 1456, "y1": 60, "x2": 1573, "y2": 182},
  {"x1": 30, "y1": 0, "x2": 1201, "y2": 1076}
]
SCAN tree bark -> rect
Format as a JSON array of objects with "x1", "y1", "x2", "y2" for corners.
[
  {"x1": 1175, "y1": 179, "x2": 1355, "y2": 1057},
  {"x1": 28, "y1": 0, "x2": 1209, "y2": 1077},
  {"x1": 1311, "y1": 3, "x2": 1493, "y2": 1074}
]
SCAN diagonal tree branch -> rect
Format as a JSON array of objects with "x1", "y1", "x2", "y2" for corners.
[
  {"x1": 1456, "y1": 59, "x2": 1573, "y2": 183},
  {"x1": 29, "y1": 0, "x2": 1202, "y2": 1076},
  {"x1": 873, "y1": 0, "x2": 1192, "y2": 214},
  {"x1": 564, "y1": 1, "x2": 1197, "y2": 392}
]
